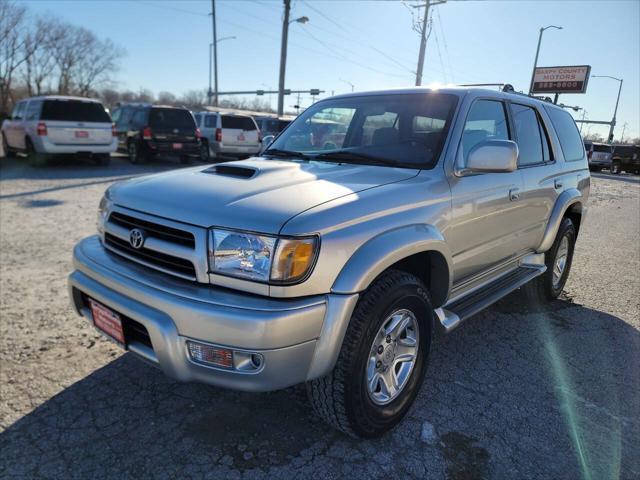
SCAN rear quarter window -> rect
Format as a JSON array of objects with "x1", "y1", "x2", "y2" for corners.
[
  {"x1": 221, "y1": 116, "x2": 256, "y2": 130},
  {"x1": 545, "y1": 107, "x2": 584, "y2": 162},
  {"x1": 41, "y1": 100, "x2": 111, "y2": 122}
]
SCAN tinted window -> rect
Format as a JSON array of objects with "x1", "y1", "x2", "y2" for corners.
[
  {"x1": 204, "y1": 115, "x2": 217, "y2": 128},
  {"x1": 149, "y1": 108, "x2": 195, "y2": 129},
  {"x1": 546, "y1": 107, "x2": 584, "y2": 162},
  {"x1": 261, "y1": 119, "x2": 280, "y2": 134},
  {"x1": 40, "y1": 100, "x2": 111, "y2": 122},
  {"x1": 132, "y1": 110, "x2": 147, "y2": 127},
  {"x1": 462, "y1": 100, "x2": 509, "y2": 162},
  {"x1": 269, "y1": 93, "x2": 458, "y2": 168},
  {"x1": 25, "y1": 101, "x2": 42, "y2": 121},
  {"x1": 118, "y1": 107, "x2": 134, "y2": 127},
  {"x1": 221, "y1": 116, "x2": 256, "y2": 130},
  {"x1": 511, "y1": 104, "x2": 551, "y2": 166},
  {"x1": 12, "y1": 102, "x2": 26, "y2": 120},
  {"x1": 111, "y1": 108, "x2": 121, "y2": 123},
  {"x1": 193, "y1": 113, "x2": 202, "y2": 127},
  {"x1": 593, "y1": 144, "x2": 612, "y2": 153}
]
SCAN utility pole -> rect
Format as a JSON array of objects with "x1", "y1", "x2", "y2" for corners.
[
  {"x1": 592, "y1": 75, "x2": 623, "y2": 143},
  {"x1": 210, "y1": 0, "x2": 219, "y2": 106},
  {"x1": 413, "y1": 1, "x2": 445, "y2": 86},
  {"x1": 278, "y1": 0, "x2": 291, "y2": 116},
  {"x1": 620, "y1": 122, "x2": 627, "y2": 143},
  {"x1": 579, "y1": 109, "x2": 587, "y2": 135}
]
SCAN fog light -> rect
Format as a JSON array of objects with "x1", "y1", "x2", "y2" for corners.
[{"x1": 187, "y1": 341, "x2": 233, "y2": 369}]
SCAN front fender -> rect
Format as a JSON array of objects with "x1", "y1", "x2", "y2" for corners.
[
  {"x1": 331, "y1": 224, "x2": 453, "y2": 306},
  {"x1": 537, "y1": 188, "x2": 583, "y2": 253}
]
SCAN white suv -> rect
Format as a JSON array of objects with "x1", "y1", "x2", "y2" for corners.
[
  {"x1": 193, "y1": 111, "x2": 261, "y2": 161},
  {"x1": 1, "y1": 95, "x2": 117, "y2": 167}
]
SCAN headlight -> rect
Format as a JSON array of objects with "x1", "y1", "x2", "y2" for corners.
[
  {"x1": 208, "y1": 229, "x2": 318, "y2": 284},
  {"x1": 97, "y1": 189, "x2": 113, "y2": 235}
]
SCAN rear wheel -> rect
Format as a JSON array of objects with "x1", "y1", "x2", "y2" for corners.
[
  {"x1": 307, "y1": 270, "x2": 433, "y2": 438},
  {"x1": 610, "y1": 161, "x2": 621, "y2": 174},
  {"x1": 199, "y1": 141, "x2": 210, "y2": 162},
  {"x1": 522, "y1": 217, "x2": 576, "y2": 304},
  {"x1": 127, "y1": 140, "x2": 144, "y2": 164},
  {"x1": 26, "y1": 139, "x2": 47, "y2": 167}
]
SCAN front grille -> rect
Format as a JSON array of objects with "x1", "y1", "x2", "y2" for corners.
[
  {"x1": 109, "y1": 211, "x2": 195, "y2": 248},
  {"x1": 105, "y1": 232, "x2": 196, "y2": 279}
]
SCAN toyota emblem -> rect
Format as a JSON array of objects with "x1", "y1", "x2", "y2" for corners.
[{"x1": 129, "y1": 228, "x2": 145, "y2": 249}]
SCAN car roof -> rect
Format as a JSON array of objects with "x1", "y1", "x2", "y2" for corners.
[
  {"x1": 21, "y1": 95, "x2": 103, "y2": 103},
  {"x1": 327, "y1": 85, "x2": 557, "y2": 110}
]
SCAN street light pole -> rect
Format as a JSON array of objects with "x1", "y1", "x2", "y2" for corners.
[
  {"x1": 208, "y1": 36, "x2": 236, "y2": 107},
  {"x1": 277, "y1": 1, "x2": 308, "y2": 116},
  {"x1": 210, "y1": 0, "x2": 218, "y2": 106},
  {"x1": 592, "y1": 75, "x2": 623, "y2": 143},
  {"x1": 528, "y1": 25, "x2": 563, "y2": 95}
]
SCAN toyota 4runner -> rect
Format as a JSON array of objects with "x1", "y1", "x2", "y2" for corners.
[{"x1": 69, "y1": 87, "x2": 590, "y2": 438}]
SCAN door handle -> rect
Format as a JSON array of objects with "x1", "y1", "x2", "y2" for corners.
[
  {"x1": 554, "y1": 179, "x2": 563, "y2": 189},
  {"x1": 509, "y1": 188, "x2": 520, "y2": 201}
]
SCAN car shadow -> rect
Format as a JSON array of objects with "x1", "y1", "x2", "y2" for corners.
[{"x1": 1, "y1": 296, "x2": 638, "y2": 479}]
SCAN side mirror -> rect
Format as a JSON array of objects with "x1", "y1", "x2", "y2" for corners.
[
  {"x1": 465, "y1": 139, "x2": 518, "y2": 173},
  {"x1": 260, "y1": 135, "x2": 275, "y2": 153}
]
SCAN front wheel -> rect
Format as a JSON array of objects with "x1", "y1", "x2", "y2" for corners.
[
  {"x1": 307, "y1": 270, "x2": 433, "y2": 438},
  {"x1": 26, "y1": 139, "x2": 47, "y2": 167},
  {"x1": 522, "y1": 217, "x2": 576, "y2": 304},
  {"x1": 127, "y1": 140, "x2": 144, "y2": 164}
]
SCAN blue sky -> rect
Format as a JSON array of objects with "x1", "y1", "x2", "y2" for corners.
[{"x1": 23, "y1": 0, "x2": 640, "y2": 140}]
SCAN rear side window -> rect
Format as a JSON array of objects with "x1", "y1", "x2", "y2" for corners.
[
  {"x1": 40, "y1": 100, "x2": 111, "y2": 122},
  {"x1": 511, "y1": 104, "x2": 551, "y2": 166},
  {"x1": 149, "y1": 108, "x2": 195, "y2": 129},
  {"x1": 12, "y1": 102, "x2": 26, "y2": 120},
  {"x1": 25, "y1": 101, "x2": 43, "y2": 121},
  {"x1": 221, "y1": 116, "x2": 256, "y2": 130},
  {"x1": 462, "y1": 100, "x2": 509, "y2": 162},
  {"x1": 193, "y1": 113, "x2": 202, "y2": 127},
  {"x1": 545, "y1": 107, "x2": 584, "y2": 162},
  {"x1": 204, "y1": 115, "x2": 217, "y2": 128}
]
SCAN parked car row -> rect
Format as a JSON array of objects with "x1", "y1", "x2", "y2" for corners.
[
  {"x1": 1, "y1": 95, "x2": 293, "y2": 167},
  {"x1": 584, "y1": 140, "x2": 640, "y2": 174}
]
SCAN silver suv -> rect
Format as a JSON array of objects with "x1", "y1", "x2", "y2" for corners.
[
  {"x1": 193, "y1": 111, "x2": 261, "y2": 161},
  {"x1": 69, "y1": 87, "x2": 589, "y2": 437},
  {"x1": 1, "y1": 95, "x2": 117, "y2": 166}
]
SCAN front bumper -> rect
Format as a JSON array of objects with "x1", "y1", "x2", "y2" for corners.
[{"x1": 69, "y1": 236, "x2": 358, "y2": 392}]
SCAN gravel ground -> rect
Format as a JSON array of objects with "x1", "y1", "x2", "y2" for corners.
[{"x1": 0, "y1": 155, "x2": 639, "y2": 480}]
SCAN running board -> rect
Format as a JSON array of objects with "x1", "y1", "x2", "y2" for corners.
[{"x1": 436, "y1": 265, "x2": 546, "y2": 332}]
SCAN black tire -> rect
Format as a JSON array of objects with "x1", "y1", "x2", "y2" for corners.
[
  {"x1": 522, "y1": 217, "x2": 576, "y2": 304},
  {"x1": 610, "y1": 161, "x2": 621, "y2": 174},
  {"x1": 127, "y1": 140, "x2": 144, "y2": 164},
  {"x1": 93, "y1": 153, "x2": 111, "y2": 166},
  {"x1": 26, "y1": 138, "x2": 47, "y2": 167},
  {"x1": 199, "y1": 141, "x2": 210, "y2": 162},
  {"x1": 2, "y1": 132, "x2": 14, "y2": 158},
  {"x1": 180, "y1": 154, "x2": 191, "y2": 165},
  {"x1": 307, "y1": 269, "x2": 433, "y2": 438},
  {"x1": 589, "y1": 166, "x2": 601, "y2": 172}
]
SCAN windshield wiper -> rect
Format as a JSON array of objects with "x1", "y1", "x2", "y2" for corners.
[
  {"x1": 313, "y1": 150, "x2": 399, "y2": 167},
  {"x1": 262, "y1": 148, "x2": 311, "y2": 160}
]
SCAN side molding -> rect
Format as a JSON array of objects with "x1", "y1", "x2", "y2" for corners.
[
  {"x1": 537, "y1": 188, "x2": 583, "y2": 253},
  {"x1": 331, "y1": 224, "x2": 453, "y2": 306}
]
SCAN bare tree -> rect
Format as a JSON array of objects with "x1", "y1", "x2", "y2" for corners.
[
  {"x1": 135, "y1": 88, "x2": 154, "y2": 103},
  {"x1": 0, "y1": 0, "x2": 28, "y2": 112},
  {"x1": 75, "y1": 37, "x2": 125, "y2": 96},
  {"x1": 157, "y1": 91, "x2": 176, "y2": 105},
  {"x1": 181, "y1": 89, "x2": 207, "y2": 110},
  {"x1": 22, "y1": 18, "x2": 59, "y2": 96},
  {"x1": 99, "y1": 88, "x2": 121, "y2": 109}
]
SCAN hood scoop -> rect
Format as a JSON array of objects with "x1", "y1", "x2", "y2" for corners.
[{"x1": 202, "y1": 164, "x2": 257, "y2": 179}]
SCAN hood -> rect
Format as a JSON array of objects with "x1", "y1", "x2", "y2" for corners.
[{"x1": 110, "y1": 158, "x2": 418, "y2": 233}]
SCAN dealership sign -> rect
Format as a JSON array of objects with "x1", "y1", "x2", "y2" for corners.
[{"x1": 531, "y1": 65, "x2": 591, "y2": 94}]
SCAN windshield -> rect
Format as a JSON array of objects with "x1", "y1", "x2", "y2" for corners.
[{"x1": 266, "y1": 93, "x2": 458, "y2": 168}]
